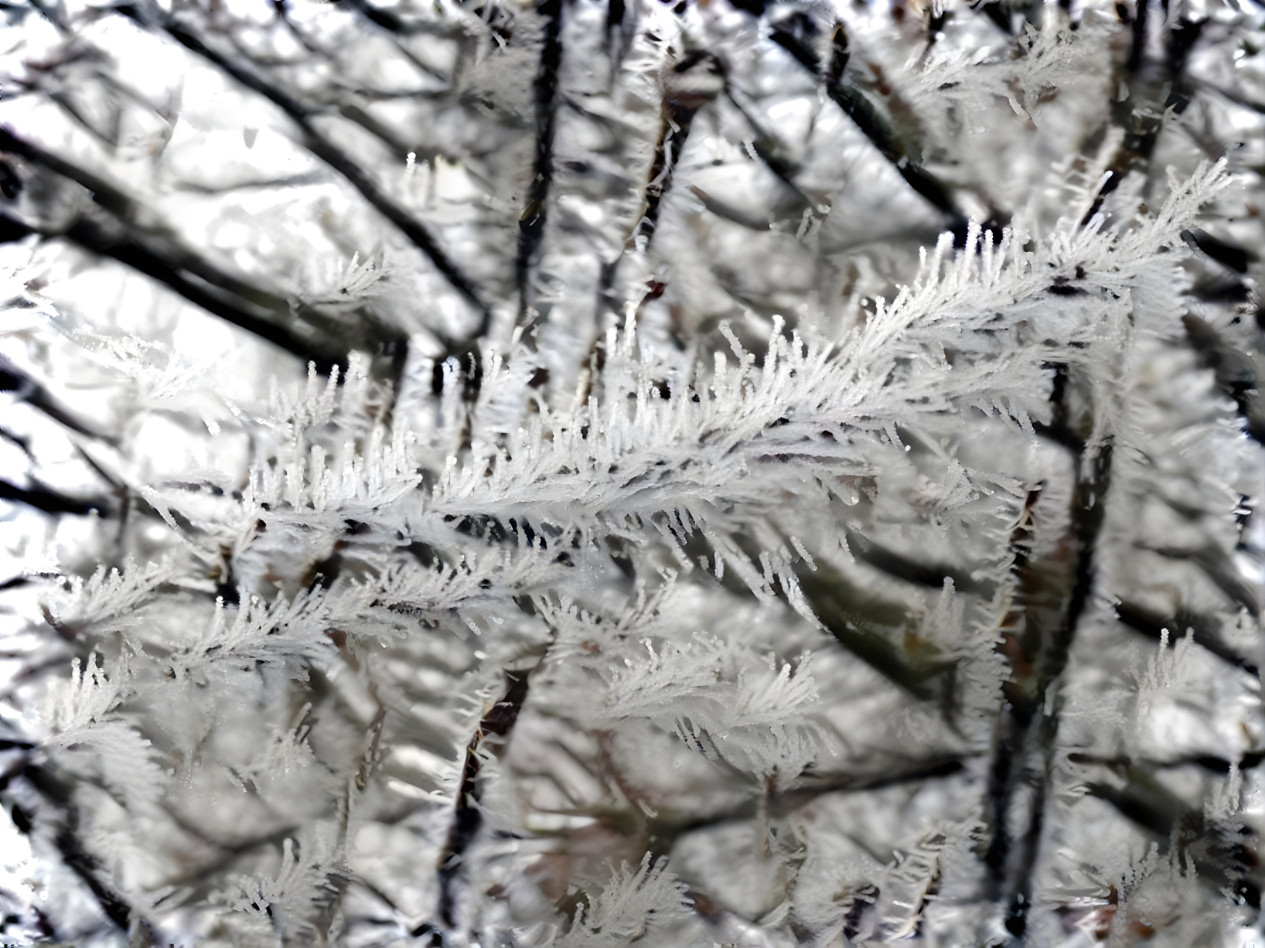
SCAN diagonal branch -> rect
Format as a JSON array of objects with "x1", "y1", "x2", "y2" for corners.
[
  {"x1": 1115, "y1": 601, "x2": 1258, "y2": 677},
  {"x1": 9, "y1": 762, "x2": 144, "y2": 937},
  {"x1": 768, "y1": 18, "x2": 959, "y2": 218},
  {"x1": 0, "y1": 127, "x2": 396, "y2": 368},
  {"x1": 1086, "y1": 771, "x2": 1261, "y2": 910},
  {"x1": 0, "y1": 478, "x2": 111, "y2": 517},
  {"x1": 991, "y1": 431, "x2": 1113, "y2": 942},
  {"x1": 115, "y1": 5, "x2": 492, "y2": 338},
  {"x1": 596, "y1": 50, "x2": 722, "y2": 317},
  {"x1": 436, "y1": 668, "x2": 534, "y2": 931},
  {"x1": 0, "y1": 355, "x2": 110, "y2": 442},
  {"x1": 0, "y1": 209, "x2": 345, "y2": 373}
]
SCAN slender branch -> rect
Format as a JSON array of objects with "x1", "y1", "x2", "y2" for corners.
[
  {"x1": 722, "y1": 88, "x2": 815, "y2": 213},
  {"x1": 341, "y1": 0, "x2": 462, "y2": 39},
  {"x1": 1070, "y1": 749, "x2": 1265, "y2": 775},
  {"x1": 996, "y1": 436, "x2": 1113, "y2": 942},
  {"x1": 516, "y1": 0, "x2": 564, "y2": 331},
  {"x1": 1183, "y1": 311, "x2": 1265, "y2": 445},
  {"x1": 1115, "y1": 601, "x2": 1258, "y2": 677},
  {"x1": 119, "y1": 7, "x2": 492, "y2": 337},
  {"x1": 845, "y1": 529, "x2": 990, "y2": 597},
  {"x1": 0, "y1": 209, "x2": 344, "y2": 372},
  {"x1": 697, "y1": 531, "x2": 945, "y2": 698},
  {"x1": 597, "y1": 51, "x2": 720, "y2": 316},
  {"x1": 436, "y1": 668, "x2": 533, "y2": 931},
  {"x1": 1082, "y1": 11, "x2": 1205, "y2": 225},
  {"x1": 0, "y1": 478, "x2": 111, "y2": 517},
  {"x1": 646, "y1": 753, "x2": 972, "y2": 843},
  {"x1": 1086, "y1": 772, "x2": 1260, "y2": 910},
  {"x1": 11, "y1": 763, "x2": 140, "y2": 936},
  {"x1": 0, "y1": 355, "x2": 110, "y2": 442},
  {"x1": 793, "y1": 559, "x2": 948, "y2": 700},
  {"x1": 0, "y1": 128, "x2": 385, "y2": 367},
  {"x1": 768, "y1": 19, "x2": 959, "y2": 218}
]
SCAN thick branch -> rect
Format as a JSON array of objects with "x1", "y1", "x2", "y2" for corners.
[
  {"x1": 516, "y1": 0, "x2": 564, "y2": 330},
  {"x1": 10, "y1": 763, "x2": 141, "y2": 936}
]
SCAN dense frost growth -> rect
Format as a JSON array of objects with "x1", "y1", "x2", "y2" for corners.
[{"x1": 1, "y1": 0, "x2": 1263, "y2": 945}]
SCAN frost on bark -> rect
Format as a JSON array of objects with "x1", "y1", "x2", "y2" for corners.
[{"x1": 0, "y1": 1, "x2": 1263, "y2": 946}]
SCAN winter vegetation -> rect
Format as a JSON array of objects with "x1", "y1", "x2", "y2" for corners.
[{"x1": 0, "y1": 0, "x2": 1263, "y2": 945}]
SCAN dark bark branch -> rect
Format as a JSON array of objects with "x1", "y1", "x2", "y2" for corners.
[
  {"x1": 769, "y1": 20, "x2": 958, "y2": 218},
  {"x1": 0, "y1": 209, "x2": 345, "y2": 373},
  {"x1": 1082, "y1": 11, "x2": 1204, "y2": 225},
  {"x1": 0, "y1": 127, "x2": 384, "y2": 368},
  {"x1": 12, "y1": 763, "x2": 140, "y2": 936},
  {"x1": 1182, "y1": 228, "x2": 1253, "y2": 274},
  {"x1": 0, "y1": 478, "x2": 110, "y2": 517},
  {"x1": 516, "y1": 0, "x2": 564, "y2": 331},
  {"x1": 150, "y1": 812, "x2": 302, "y2": 895},
  {"x1": 597, "y1": 53, "x2": 718, "y2": 318},
  {"x1": 699, "y1": 529, "x2": 945, "y2": 699},
  {"x1": 0, "y1": 355, "x2": 109, "y2": 442},
  {"x1": 976, "y1": 366, "x2": 1112, "y2": 940},
  {"x1": 996, "y1": 437, "x2": 1113, "y2": 942},
  {"x1": 436, "y1": 668, "x2": 533, "y2": 930},
  {"x1": 0, "y1": 126, "x2": 134, "y2": 216},
  {"x1": 794, "y1": 561, "x2": 948, "y2": 700},
  {"x1": 1086, "y1": 774, "x2": 1261, "y2": 910},
  {"x1": 844, "y1": 529, "x2": 990, "y2": 597},
  {"x1": 1071, "y1": 749, "x2": 1265, "y2": 775},
  {"x1": 721, "y1": 90, "x2": 814, "y2": 214},
  {"x1": 1115, "y1": 601, "x2": 1258, "y2": 677},
  {"x1": 1182, "y1": 311, "x2": 1264, "y2": 446},
  {"x1": 648, "y1": 753, "x2": 972, "y2": 842},
  {"x1": 0, "y1": 426, "x2": 31, "y2": 460},
  {"x1": 120, "y1": 7, "x2": 492, "y2": 337},
  {"x1": 341, "y1": 0, "x2": 461, "y2": 39}
]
